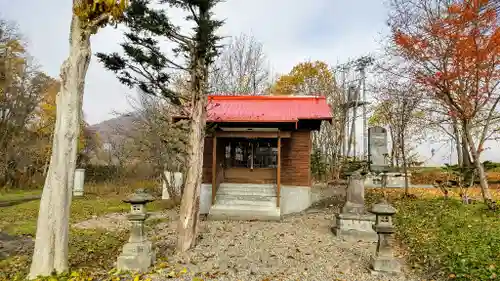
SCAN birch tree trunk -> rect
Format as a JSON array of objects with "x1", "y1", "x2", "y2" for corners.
[
  {"x1": 177, "y1": 54, "x2": 208, "y2": 252},
  {"x1": 28, "y1": 14, "x2": 90, "y2": 279}
]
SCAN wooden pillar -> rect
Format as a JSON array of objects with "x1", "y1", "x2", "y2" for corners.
[
  {"x1": 211, "y1": 135, "x2": 217, "y2": 205},
  {"x1": 277, "y1": 135, "x2": 281, "y2": 208}
]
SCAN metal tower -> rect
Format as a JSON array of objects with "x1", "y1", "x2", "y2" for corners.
[{"x1": 336, "y1": 55, "x2": 373, "y2": 161}]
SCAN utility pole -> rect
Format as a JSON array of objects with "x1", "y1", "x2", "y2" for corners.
[
  {"x1": 340, "y1": 67, "x2": 347, "y2": 157},
  {"x1": 349, "y1": 85, "x2": 359, "y2": 160}
]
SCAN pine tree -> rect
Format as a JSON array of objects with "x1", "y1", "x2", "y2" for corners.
[{"x1": 97, "y1": 0, "x2": 223, "y2": 251}]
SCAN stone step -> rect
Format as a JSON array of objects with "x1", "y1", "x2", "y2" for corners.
[{"x1": 208, "y1": 204, "x2": 281, "y2": 221}]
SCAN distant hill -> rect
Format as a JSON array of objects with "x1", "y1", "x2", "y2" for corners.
[{"x1": 88, "y1": 114, "x2": 137, "y2": 142}]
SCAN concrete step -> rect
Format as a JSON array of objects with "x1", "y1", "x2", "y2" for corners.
[
  {"x1": 208, "y1": 204, "x2": 281, "y2": 221},
  {"x1": 215, "y1": 194, "x2": 275, "y2": 202},
  {"x1": 217, "y1": 185, "x2": 277, "y2": 196},
  {"x1": 219, "y1": 183, "x2": 275, "y2": 189},
  {"x1": 214, "y1": 198, "x2": 276, "y2": 207},
  {"x1": 218, "y1": 184, "x2": 275, "y2": 189},
  {"x1": 217, "y1": 190, "x2": 276, "y2": 197}
]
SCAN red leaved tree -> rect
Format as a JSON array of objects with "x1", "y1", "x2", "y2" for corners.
[{"x1": 389, "y1": 0, "x2": 500, "y2": 208}]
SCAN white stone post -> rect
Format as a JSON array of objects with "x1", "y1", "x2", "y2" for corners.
[{"x1": 73, "y1": 168, "x2": 85, "y2": 197}]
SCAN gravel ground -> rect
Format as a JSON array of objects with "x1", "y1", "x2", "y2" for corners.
[
  {"x1": 72, "y1": 186, "x2": 423, "y2": 281},
  {"x1": 145, "y1": 198, "x2": 421, "y2": 281}
]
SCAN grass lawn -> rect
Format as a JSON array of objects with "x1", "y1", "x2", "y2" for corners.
[
  {"x1": 0, "y1": 193, "x2": 169, "y2": 281},
  {"x1": 0, "y1": 194, "x2": 167, "y2": 236},
  {"x1": 367, "y1": 188, "x2": 500, "y2": 281}
]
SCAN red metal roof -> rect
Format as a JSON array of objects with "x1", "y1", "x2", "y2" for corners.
[{"x1": 206, "y1": 95, "x2": 332, "y2": 123}]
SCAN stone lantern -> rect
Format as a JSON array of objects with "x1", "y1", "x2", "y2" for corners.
[
  {"x1": 117, "y1": 189, "x2": 156, "y2": 272},
  {"x1": 332, "y1": 170, "x2": 377, "y2": 241},
  {"x1": 369, "y1": 198, "x2": 401, "y2": 274}
]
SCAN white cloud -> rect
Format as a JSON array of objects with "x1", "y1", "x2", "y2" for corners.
[
  {"x1": 0, "y1": 0, "x2": 388, "y2": 124},
  {"x1": 2, "y1": 0, "x2": 497, "y2": 164}
]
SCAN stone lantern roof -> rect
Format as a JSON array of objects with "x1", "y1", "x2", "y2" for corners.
[
  {"x1": 123, "y1": 189, "x2": 155, "y2": 204},
  {"x1": 370, "y1": 199, "x2": 397, "y2": 215}
]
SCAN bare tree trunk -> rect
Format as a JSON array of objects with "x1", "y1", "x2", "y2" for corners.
[
  {"x1": 160, "y1": 169, "x2": 171, "y2": 199},
  {"x1": 461, "y1": 131, "x2": 474, "y2": 183},
  {"x1": 463, "y1": 121, "x2": 493, "y2": 206},
  {"x1": 400, "y1": 132, "x2": 410, "y2": 195},
  {"x1": 452, "y1": 118, "x2": 463, "y2": 167},
  {"x1": 161, "y1": 168, "x2": 180, "y2": 201},
  {"x1": 29, "y1": 15, "x2": 90, "y2": 279},
  {"x1": 177, "y1": 54, "x2": 208, "y2": 252},
  {"x1": 390, "y1": 126, "x2": 399, "y2": 167}
]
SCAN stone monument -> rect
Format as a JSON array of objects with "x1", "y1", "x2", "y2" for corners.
[
  {"x1": 370, "y1": 199, "x2": 401, "y2": 274},
  {"x1": 368, "y1": 126, "x2": 389, "y2": 172},
  {"x1": 365, "y1": 126, "x2": 411, "y2": 187},
  {"x1": 73, "y1": 168, "x2": 85, "y2": 197},
  {"x1": 332, "y1": 170, "x2": 377, "y2": 240},
  {"x1": 162, "y1": 171, "x2": 183, "y2": 200},
  {"x1": 117, "y1": 189, "x2": 156, "y2": 272}
]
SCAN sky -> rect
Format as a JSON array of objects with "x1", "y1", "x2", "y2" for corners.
[{"x1": 1, "y1": 0, "x2": 498, "y2": 165}]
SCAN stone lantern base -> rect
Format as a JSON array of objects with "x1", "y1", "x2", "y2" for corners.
[
  {"x1": 370, "y1": 255, "x2": 401, "y2": 274},
  {"x1": 364, "y1": 172, "x2": 411, "y2": 188},
  {"x1": 332, "y1": 212, "x2": 377, "y2": 241},
  {"x1": 117, "y1": 240, "x2": 156, "y2": 272}
]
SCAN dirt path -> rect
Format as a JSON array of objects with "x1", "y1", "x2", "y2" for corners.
[
  {"x1": 0, "y1": 232, "x2": 34, "y2": 260},
  {"x1": 0, "y1": 195, "x2": 41, "y2": 207}
]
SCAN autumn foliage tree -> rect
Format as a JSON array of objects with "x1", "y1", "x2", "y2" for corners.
[
  {"x1": 271, "y1": 61, "x2": 335, "y2": 96},
  {"x1": 389, "y1": 0, "x2": 499, "y2": 207},
  {"x1": 0, "y1": 19, "x2": 60, "y2": 188}
]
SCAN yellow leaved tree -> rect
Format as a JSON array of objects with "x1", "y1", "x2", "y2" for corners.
[
  {"x1": 29, "y1": 0, "x2": 129, "y2": 279},
  {"x1": 270, "y1": 61, "x2": 335, "y2": 96},
  {"x1": 0, "y1": 33, "x2": 29, "y2": 186}
]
